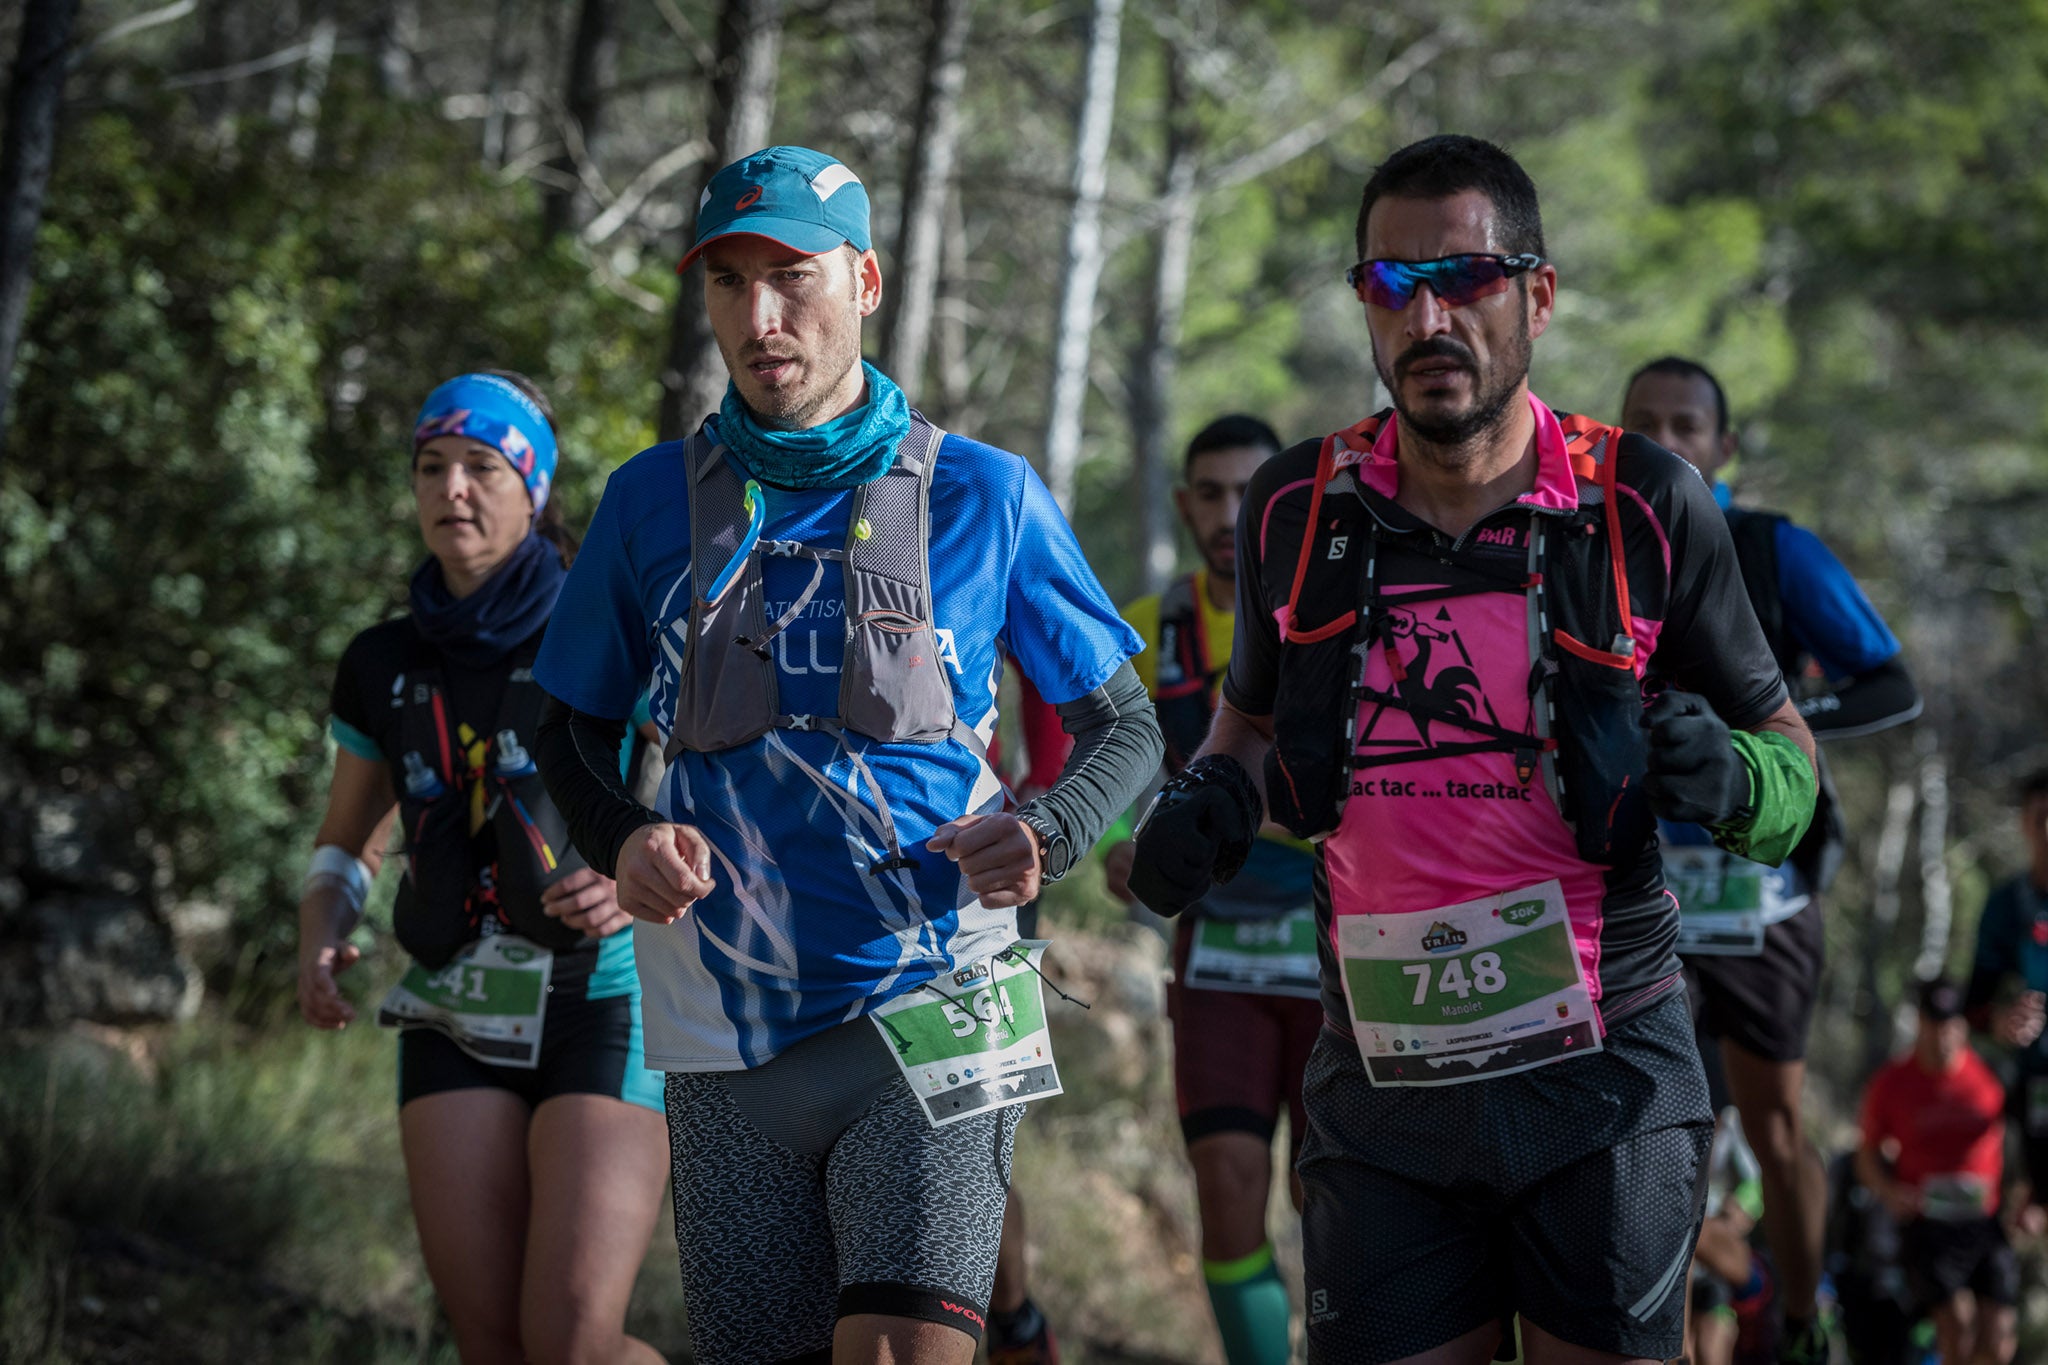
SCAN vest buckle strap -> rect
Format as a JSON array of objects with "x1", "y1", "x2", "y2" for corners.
[{"x1": 761, "y1": 539, "x2": 844, "y2": 561}]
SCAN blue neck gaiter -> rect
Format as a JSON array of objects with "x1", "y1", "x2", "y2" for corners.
[
  {"x1": 718, "y1": 361, "x2": 912, "y2": 491},
  {"x1": 409, "y1": 533, "x2": 565, "y2": 669}
]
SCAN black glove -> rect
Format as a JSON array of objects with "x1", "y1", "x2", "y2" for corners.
[
  {"x1": 1642, "y1": 690, "x2": 1749, "y2": 826},
  {"x1": 1128, "y1": 754, "x2": 1262, "y2": 917}
]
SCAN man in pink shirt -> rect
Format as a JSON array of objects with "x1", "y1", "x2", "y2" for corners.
[{"x1": 1129, "y1": 134, "x2": 1817, "y2": 1363}]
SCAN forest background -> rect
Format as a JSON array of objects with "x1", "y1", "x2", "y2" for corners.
[{"x1": 3, "y1": 0, "x2": 2047, "y2": 1360}]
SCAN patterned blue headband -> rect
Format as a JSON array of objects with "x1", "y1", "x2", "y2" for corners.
[{"x1": 412, "y1": 373, "x2": 558, "y2": 515}]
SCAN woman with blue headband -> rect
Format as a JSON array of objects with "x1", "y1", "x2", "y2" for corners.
[{"x1": 295, "y1": 371, "x2": 669, "y2": 1365}]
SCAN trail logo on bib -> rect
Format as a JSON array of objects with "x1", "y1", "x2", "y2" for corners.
[{"x1": 1422, "y1": 921, "x2": 1468, "y2": 952}]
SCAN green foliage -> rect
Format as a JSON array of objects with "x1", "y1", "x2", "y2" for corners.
[
  {"x1": 0, "y1": 1019, "x2": 409, "y2": 1293},
  {"x1": 1526, "y1": 112, "x2": 1795, "y2": 420},
  {"x1": 1, "y1": 76, "x2": 663, "y2": 979}
]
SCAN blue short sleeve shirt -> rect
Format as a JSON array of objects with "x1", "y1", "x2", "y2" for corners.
[
  {"x1": 1772, "y1": 520, "x2": 1900, "y2": 680},
  {"x1": 536, "y1": 424, "x2": 1140, "y2": 1069}
]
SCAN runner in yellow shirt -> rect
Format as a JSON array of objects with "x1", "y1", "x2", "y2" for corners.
[{"x1": 1106, "y1": 415, "x2": 1316, "y2": 1365}]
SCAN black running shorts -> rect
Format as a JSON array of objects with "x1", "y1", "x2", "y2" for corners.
[
  {"x1": 663, "y1": 1016, "x2": 1021, "y2": 1365},
  {"x1": 1684, "y1": 898, "x2": 1826, "y2": 1064},
  {"x1": 1904, "y1": 1216, "x2": 2019, "y2": 1312},
  {"x1": 1298, "y1": 988, "x2": 1713, "y2": 1363},
  {"x1": 396, "y1": 987, "x2": 662, "y2": 1113}
]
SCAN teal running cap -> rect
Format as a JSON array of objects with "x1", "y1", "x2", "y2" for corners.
[{"x1": 677, "y1": 146, "x2": 871, "y2": 272}]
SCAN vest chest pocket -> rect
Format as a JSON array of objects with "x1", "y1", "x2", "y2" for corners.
[
  {"x1": 670, "y1": 574, "x2": 779, "y2": 755},
  {"x1": 837, "y1": 448, "x2": 954, "y2": 744},
  {"x1": 841, "y1": 579, "x2": 955, "y2": 744}
]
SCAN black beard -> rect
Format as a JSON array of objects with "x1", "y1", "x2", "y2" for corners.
[
  {"x1": 1199, "y1": 541, "x2": 1237, "y2": 582},
  {"x1": 1375, "y1": 328, "x2": 1531, "y2": 450}
]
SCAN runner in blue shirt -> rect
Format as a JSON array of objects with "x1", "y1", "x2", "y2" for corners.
[
  {"x1": 1623, "y1": 357, "x2": 1921, "y2": 1363},
  {"x1": 530, "y1": 146, "x2": 1161, "y2": 1365}
]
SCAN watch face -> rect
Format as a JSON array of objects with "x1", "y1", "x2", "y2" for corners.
[{"x1": 1022, "y1": 815, "x2": 1070, "y2": 879}]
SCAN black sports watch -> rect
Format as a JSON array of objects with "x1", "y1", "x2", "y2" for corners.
[{"x1": 1015, "y1": 809, "x2": 1073, "y2": 882}]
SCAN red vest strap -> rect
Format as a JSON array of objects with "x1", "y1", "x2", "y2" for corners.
[
  {"x1": 1279, "y1": 430, "x2": 1364, "y2": 644},
  {"x1": 1556, "y1": 415, "x2": 1635, "y2": 670},
  {"x1": 1281, "y1": 413, "x2": 1635, "y2": 670}
]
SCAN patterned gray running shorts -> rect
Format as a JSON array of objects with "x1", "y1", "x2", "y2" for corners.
[{"x1": 664, "y1": 1015, "x2": 1021, "y2": 1365}]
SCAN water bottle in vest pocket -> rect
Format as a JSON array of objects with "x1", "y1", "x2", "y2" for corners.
[
  {"x1": 489, "y1": 769, "x2": 592, "y2": 952},
  {"x1": 395, "y1": 788, "x2": 483, "y2": 971}
]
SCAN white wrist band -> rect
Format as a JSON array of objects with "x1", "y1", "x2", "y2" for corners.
[{"x1": 303, "y1": 844, "x2": 373, "y2": 914}]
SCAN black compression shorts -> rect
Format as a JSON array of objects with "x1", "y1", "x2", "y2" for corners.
[
  {"x1": 1297, "y1": 988, "x2": 1713, "y2": 1363},
  {"x1": 396, "y1": 986, "x2": 662, "y2": 1113},
  {"x1": 1685, "y1": 898, "x2": 1826, "y2": 1063},
  {"x1": 1904, "y1": 1216, "x2": 2019, "y2": 1312}
]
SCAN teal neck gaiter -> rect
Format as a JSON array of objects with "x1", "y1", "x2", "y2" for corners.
[{"x1": 718, "y1": 361, "x2": 912, "y2": 491}]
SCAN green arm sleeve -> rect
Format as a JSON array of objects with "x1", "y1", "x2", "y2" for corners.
[{"x1": 1710, "y1": 728, "x2": 1816, "y2": 867}]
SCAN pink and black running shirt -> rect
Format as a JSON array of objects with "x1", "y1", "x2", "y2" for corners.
[{"x1": 1224, "y1": 396, "x2": 1788, "y2": 1033}]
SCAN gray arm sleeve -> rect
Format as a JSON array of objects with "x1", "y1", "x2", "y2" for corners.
[{"x1": 1014, "y1": 661, "x2": 1163, "y2": 857}]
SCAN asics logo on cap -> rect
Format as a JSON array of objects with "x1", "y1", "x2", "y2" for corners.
[{"x1": 736, "y1": 186, "x2": 763, "y2": 209}]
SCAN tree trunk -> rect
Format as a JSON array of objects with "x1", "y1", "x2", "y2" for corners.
[
  {"x1": 929, "y1": 182, "x2": 975, "y2": 428},
  {"x1": 192, "y1": 0, "x2": 238, "y2": 125},
  {"x1": 657, "y1": 0, "x2": 783, "y2": 441},
  {"x1": 542, "y1": 0, "x2": 620, "y2": 241},
  {"x1": 1040, "y1": 0, "x2": 1124, "y2": 513},
  {"x1": 266, "y1": 1, "x2": 302, "y2": 123},
  {"x1": 879, "y1": 0, "x2": 971, "y2": 403},
  {"x1": 1913, "y1": 738, "x2": 1953, "y2": 981},
  {"x1": 0, "y1": 0, "x2": 81, "y2": 466},
  {"x1": 481, "y1": 0, "x2": 521, "y2": 168},
  {"x1": 1127, "y1": 35, "x2": 1197, "y2": 595},
  {"x1": 1863, "y1": 772, "x2": 1917, "y2": 1075},
  {"x1": 372, "y1": 0, "x2": 419, "y2": 98},
  {"x1": 287, "y1": 11, "x2": 338, "y2": 162}
]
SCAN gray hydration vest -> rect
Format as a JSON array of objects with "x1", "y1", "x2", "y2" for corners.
[{"x1": 665, "y1": 414, "x2": 984, "y2": 873}]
